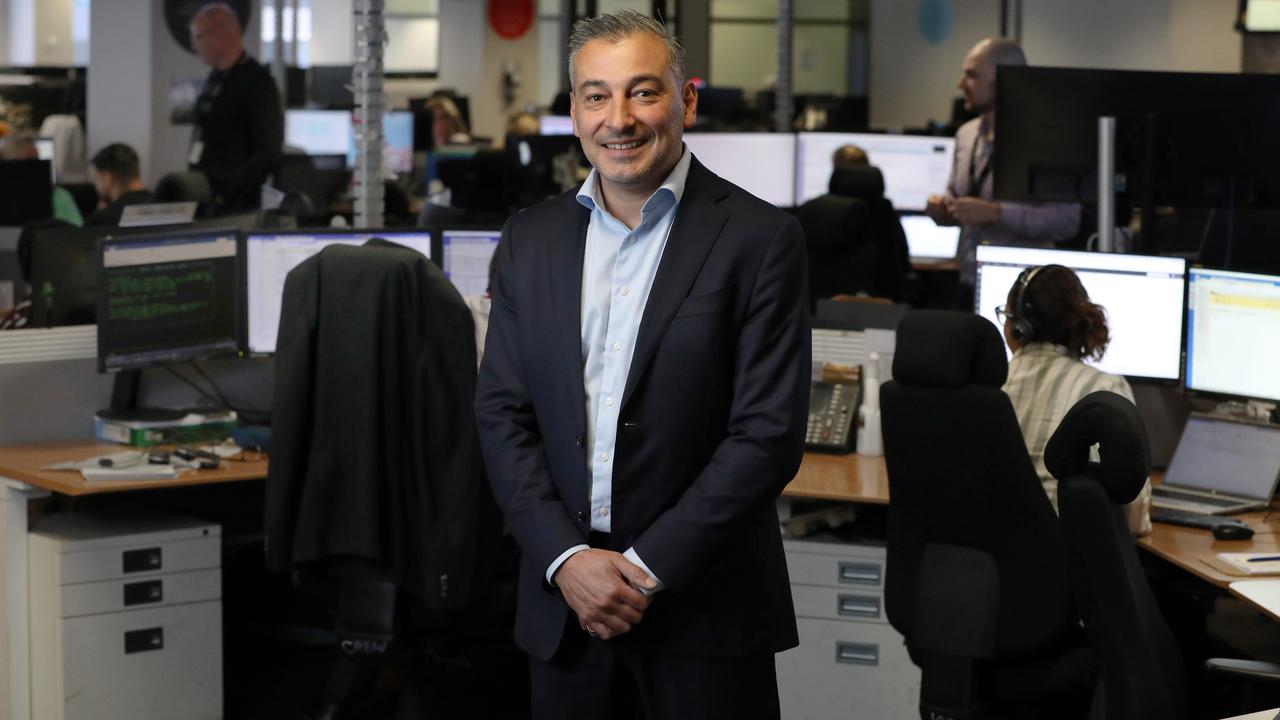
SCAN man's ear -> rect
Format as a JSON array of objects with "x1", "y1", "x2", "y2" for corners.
[{"x1": 682, "y1": 82, "x2": 698, "y2": 129}]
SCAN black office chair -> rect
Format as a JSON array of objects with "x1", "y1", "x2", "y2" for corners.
[
  {"x1": 154, "y1": 170, "x2": 213, "y2": 216},
  {"x1": 829, "y1": 165, "x2": 912, "y2": 300},
  {"x1": 796, "y1": 194, "x2": 875, "y2": 309},
  {"x1": 1042, "y1": 390, "x2": 1185, "y2": 720},
  {"x1": 881, "y1": 310, "x2": 1094, "y2": 720},
  {"x1": 266, "y1": 241, "x2": 500, "y2": 718}
]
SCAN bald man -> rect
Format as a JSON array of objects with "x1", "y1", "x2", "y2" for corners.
[
  {"x1": 188, "y1": 3, "x2": 283, "y2": 214},
  {"x1": 925, "y1": 38, "x2": 1079, "y2": 296}
]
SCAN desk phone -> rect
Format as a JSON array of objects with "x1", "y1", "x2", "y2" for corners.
[{"x1": 806, "y1": 381, "x2": 859, "y2": 453}]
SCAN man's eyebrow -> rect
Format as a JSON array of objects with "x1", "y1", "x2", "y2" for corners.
[{"x1": 576, "y1": 74, "x2": 668, "y2": 93}]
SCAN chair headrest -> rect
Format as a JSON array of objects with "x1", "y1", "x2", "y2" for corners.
[
  {"x1": 830, "y1": 165, "x2": 886, "y2": 200},
  {"x1": 1044, "y1": 391, "x2": 1150, "y2": 503},
  {"x1": 891, "y1": 310, "x2": 1008, "y2": 388},
  {"x1": 798, "y1": 195, "x2": 867, "y2": 250},
  {"x1": 154, "y1": 171, "x2": 212, "y2": 204}
]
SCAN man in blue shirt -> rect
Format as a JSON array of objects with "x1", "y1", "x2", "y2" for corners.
[{"x1": 476, "y1": 10, "x2": 810, "y2": 718}]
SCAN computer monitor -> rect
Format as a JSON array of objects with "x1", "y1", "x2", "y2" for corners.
[
  {"x1": 974, "y1": 245, "x2": 1187, "y2": 380},
  {"x1": 97, "y1": 228, "x2": 243, "y2": 373},
  {"x1": 539, "y1": 115, "x2": 574, "y2": 136},
  {"x1": 683, "y1": 133, "x2": 796, "y2": 207},
  {"x1": 346, "y1": 111, "x2": 415, "y2": 174},
  {"x1": 795, "y1": 133, "x2": 956, "y2": 211},
  {"x1": 1184, "y1": 267, "x2": 1280, "y2": 402},
  {"x1": 0, "y1": 159, "x2": 53, "y2": 224},
  {"x1": 437, "y1": 227, "x2": 501, "y2": 296},
  {"x1": 245, "y1": 229, "x2": 433, "y2": 354},
  {"x1": 26, "y1": 223, "x2": 96, "y2": 327},
  {"x1": 310, "y1": 65, "x2": 354, "y2": 109},
  {"x1": 285, "y1": 110, "x2": 352, "y2": 156},
  {"x1": 899, "y1": 214, "x2": 960, "y2": 260}
]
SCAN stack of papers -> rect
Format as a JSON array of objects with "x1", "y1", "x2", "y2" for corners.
[{"x1": 1217, "y1": 553, "x2": 1280, "y2": 576}]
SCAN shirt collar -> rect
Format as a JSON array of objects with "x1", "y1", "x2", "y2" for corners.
[
  {"x1": 576, "y1": 145, "x2": 692, "y2": 216},
  {"x1": 1013, "y1": 342, "x2": 1073, "y2": 360}
]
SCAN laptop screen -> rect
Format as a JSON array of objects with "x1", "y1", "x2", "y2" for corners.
[
  {"x1": 899, "y1": 215, "x2": 959, "y2": 259},
  {"x1": 1164, "y1": 416, "x2": 1280, "y2": 499}
]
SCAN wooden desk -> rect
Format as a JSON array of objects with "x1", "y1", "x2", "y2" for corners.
[
  {"x1": 0, "y1": 441, "x2": 267, "y2": 496},
  {"x1": 0, "y1": 441, "x2": 266, "y2": 720},
  {"x1": 910, "y1": 258, "x2": 959, "y2": 272},
  {"x1": 1230, "y1": 581, "x2": 1280, "y2": 624},
  {"x1": 1223, "y1": 710, "x2": 1279, "y2": 720},
  {"x1": 784, "y1": 452, "x2": 889, "y2": 505}
]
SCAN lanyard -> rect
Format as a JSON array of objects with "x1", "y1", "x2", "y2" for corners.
[{"x1": 967, "y1": 131, "x2": 993, "y2": 197}]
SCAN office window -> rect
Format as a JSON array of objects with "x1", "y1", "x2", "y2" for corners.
[
  {"x1": 72, "y1": 0, "x2": 90, "y2": 66},
  {"x1": 260, "y1": 0, "x2": 312, "y2": 67},
  {"x1": 708, "y1": 0, "x2": 866, "y2": 96}
]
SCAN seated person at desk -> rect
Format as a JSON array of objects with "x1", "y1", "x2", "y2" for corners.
[
  {"x1": 86, "y1": 143, "x2": 155, "y2": 227},
  {"x1": 925, "y1": 38, "x2": 1079, "y2": 297},
  {"x1": 997, "y1": 263, "x2": 1152, "y2": 534}
]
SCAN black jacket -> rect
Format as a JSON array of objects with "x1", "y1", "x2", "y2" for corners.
[
  {"x1": 476, "y1": 159, "x2": 811, "y2": 660},
  {"x1": 85, "y1": 189, "x2": 157, "y2": 227},
  {"x1": 266, "y1": 240, "x2": 495, "y2": 609},
  {"x1": 191, "y1": 53, "x2": 284, "y2": 212}
]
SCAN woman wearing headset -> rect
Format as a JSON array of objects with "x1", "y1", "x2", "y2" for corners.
[{"x1": 997, "y1": 264, "x2": 1152, "y2": 535}]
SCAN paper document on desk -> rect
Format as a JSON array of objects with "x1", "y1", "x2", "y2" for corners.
[
  {"x1": 79, "y1": 465, "x2": 181, "y2": 483},
  {"x1": 1217, "y1": 553, "x2": 1280, "y2": 576}
]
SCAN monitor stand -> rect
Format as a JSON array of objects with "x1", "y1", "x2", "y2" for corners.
[{"x1": 94, "y1": 370, "x2": 187, "y2": 423}]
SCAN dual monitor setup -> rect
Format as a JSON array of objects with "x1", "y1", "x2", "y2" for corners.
[
  {"x1": 96, "y1": 226, "x2": 502, "y2": 374},
  {"x1": 284, "y1": 110, "x2": 417, "y2": 175},
  {"x1": 681, "y1": 132, "x2": 960, "y2": 260},
  {"x1": 973, "y1": 245, "x2": 1280, "y2": 404}
]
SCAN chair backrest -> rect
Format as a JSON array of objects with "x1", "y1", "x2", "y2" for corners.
[
  {"x1": 828, "y1": 164, "x2": 911, "y2": 300},
  {"x1": 1046, "y1": 391, "x2": 1186, "y2": 720},
  {"x1": 797, "y1": 194, "x2": 875, "y2": 307},
  {"x1": 882, "y1": 310, "x2": 1078, "y2": 659},
  {"x1": 154, "y1": 171, "x2": 213, "y2": 207}
]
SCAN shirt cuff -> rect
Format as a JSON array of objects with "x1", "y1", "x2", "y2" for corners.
[
  {"x1": 624, "y1": 546, "x2": 665, "y2": 596},
  {"x1": 546, "y1": 544, "x2": 590, "y2": 587}
]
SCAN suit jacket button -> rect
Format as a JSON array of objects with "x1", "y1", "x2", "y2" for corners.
[
  {"x1": 575, "y1": 435, "x2": 584, "y2": 447},
  {"x1": 575, "y1": 511, "x2": 586, "y2": 523}
]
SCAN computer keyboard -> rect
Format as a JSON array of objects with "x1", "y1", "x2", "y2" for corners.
[
  {"x1": 1151, "y1": 487, "x2": 1243, "y2": 508},
  {"x1": 1150, "y1": 506, "x2": 1250, "y2": 531}
]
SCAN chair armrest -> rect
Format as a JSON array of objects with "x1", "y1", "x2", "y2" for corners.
[{"x1": 1205, "y1": 658, "x2": 1280, "y2": 683}]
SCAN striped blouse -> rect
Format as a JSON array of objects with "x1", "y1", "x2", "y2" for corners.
[{"x1": 1002, "y1": 342, "x2": 1152, "y2": 535}]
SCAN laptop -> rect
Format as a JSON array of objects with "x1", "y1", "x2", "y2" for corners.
[
  {"x1": 899, "y1": 214, "x2": 960, "y2": 261},
  {"x1": 1151, "y1": 414, "x2": 1280, "y2": 515}
]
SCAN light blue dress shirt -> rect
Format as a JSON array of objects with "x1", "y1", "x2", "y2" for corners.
[{"x1": 544, "y1": 147, "x2": 693, "y2": 594}]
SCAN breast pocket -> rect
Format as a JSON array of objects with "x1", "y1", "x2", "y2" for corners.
[{"x1": 673, "y1": 286, "x2": 734, "y2": 319}]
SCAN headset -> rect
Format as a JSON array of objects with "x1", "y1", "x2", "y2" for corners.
[{"x1": 1009, "y1": 265, "x2": 1046, "y2": 343}]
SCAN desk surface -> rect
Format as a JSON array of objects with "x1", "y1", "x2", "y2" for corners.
[
  {"x1": 1230, "y1": 581, "x2": 1280, "y2": 624},
  {"x1": 784, "y1": 452, "x2": 889, "y2": 504},
  {"x1": 1223, "y1": 711, "x2": 1279, "y2": 720},
  {"x1": 0, "y1": 441, "x2": 267, "y2": 496}
]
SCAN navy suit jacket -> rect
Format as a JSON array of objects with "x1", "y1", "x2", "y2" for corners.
[{"x1": 475, "y1": 158, "x2": 810, "y2": 661}]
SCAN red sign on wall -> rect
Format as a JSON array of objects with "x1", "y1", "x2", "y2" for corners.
[{"x1": 488, "y1": 0, "x2": 534, "y2": 40}]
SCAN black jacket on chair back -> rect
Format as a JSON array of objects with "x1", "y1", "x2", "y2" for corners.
[{"x1": 265, "y1": 240, "x2": 492, "y2": 609}]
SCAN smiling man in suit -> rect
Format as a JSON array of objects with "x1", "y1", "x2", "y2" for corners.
[{"x1": 475, "y1": 10, "x2": 810, "y2": 719}]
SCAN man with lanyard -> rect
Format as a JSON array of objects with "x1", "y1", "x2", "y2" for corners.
[
  {"x1": 188, "y1": 3, "x2": 283, "y2": 214},
  {"x1": 925, "y1": 37, "x2": 1080, "y2": 304}
]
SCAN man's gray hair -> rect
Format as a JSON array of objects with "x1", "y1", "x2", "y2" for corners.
[
  {"x1": 981, "y1": 37, "x2": 1026, "y2": 68},
  {"x1": 568, "y1": 10, "x2": 686, "y2": 89}
]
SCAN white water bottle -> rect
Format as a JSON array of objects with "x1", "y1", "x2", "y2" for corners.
[{"x1": 857, "y1": 352, "x2": 883, "y2": 457}]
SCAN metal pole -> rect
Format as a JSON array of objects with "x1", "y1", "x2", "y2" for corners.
[
  {"x1": 353, "y1": 0, "x2": 386, "y2": 229},
  {"x1": 288, "y1": 0, "x2": 300, "y2": 67},
  {"x1": 1097, "y1": 116, "x2": 1116, "y2": 253},
  {"x1": 775, "y1": 0, "x2": 793, "y2": 133},
  {"x1": 272, "y1": 0, "x2": 286, "y2": 103}
]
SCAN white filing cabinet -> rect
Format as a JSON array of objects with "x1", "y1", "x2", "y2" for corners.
[
  {"x1": 778, "y1": 538, "x2": 920, "y2": 720},
  {"x1": 27, "y1": 512, "x2": 223, "y2": 720}
]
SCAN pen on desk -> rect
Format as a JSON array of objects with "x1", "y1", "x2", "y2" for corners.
[{"x1": 1245, "y1": 556, "x2": 1280, "y2": 563}]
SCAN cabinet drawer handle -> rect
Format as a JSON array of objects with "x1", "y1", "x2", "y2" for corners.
[
  {"x1": 122, "y1": 547, "x2": 162, "y2": 574},
  {"x1": 838, "y1": 561, "x2": 881, "y2": 586},
  {"x1": 837, "y1": 594, "x2": 881, "y2": 619},
  {"x1": 123, "y1": 580, "x2": 164, "y2": 607},
  {"x1": 835, "y1": 642, "x2": 879, "y2": 666},
  {"x1": 124, "y1": 627, "x2": 165, "y2": 654}
]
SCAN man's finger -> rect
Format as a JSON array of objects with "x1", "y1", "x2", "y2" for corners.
[{"x1": 612, "y1": 557, "x2": 658, "y2": 592}]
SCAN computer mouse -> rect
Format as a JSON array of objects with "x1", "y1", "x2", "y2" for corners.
[{"x1": 1212, "y1": 523, "x2": 1255, "y2": 541}]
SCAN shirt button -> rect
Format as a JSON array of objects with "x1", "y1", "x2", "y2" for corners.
[
  {"x1": 612, "y1": 343, "x2": 621, "y2": 352},
  {"x1": 597, "y1": 507, "x2": 609, "y2": 517},
  {"x1": 620, "y1": 287, "x2": 629, "y2": 296},
  {"x1": 599, "y1": 453, "x2": 609, "y2": 462},
  {"x1": 575, "y1": 434, "x2": 584, "y2": 447},
  {"x1": 606, "y1": 397, "x2": 614, "y2": 407}
]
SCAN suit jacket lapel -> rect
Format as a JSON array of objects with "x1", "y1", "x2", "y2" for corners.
[
  {"x1": 550, "y1": 196, "x2": 591, "y2": 424},
  {"x1": 621, "y1": 159, "x2": 730, "y2": 408}
]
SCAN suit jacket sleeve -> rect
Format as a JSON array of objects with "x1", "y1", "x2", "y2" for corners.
[
  {"x1": 475, "y1": 222, "x2": 586, "y2": 577},
  {"x1": 631, "y1": 216, "x2": 811, "y2": 592}
]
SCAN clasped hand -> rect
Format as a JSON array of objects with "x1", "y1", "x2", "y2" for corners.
[{"x1": 554, "y1": 549, "x2": 655, "y2": 641}]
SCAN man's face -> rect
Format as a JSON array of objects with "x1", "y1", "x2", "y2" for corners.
[
  {"x1": 90, "y1": 166, "x2": 113, "y2": 200},
  {"x1": 958, "y1": 45, "x2": 996, "y2": 114},
  {"x1": 570, "y1": 33, "x2": 697, "y2": 195},
  {"x1": 190, "y1": 15, "x2": 228, "y2": 69}
]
